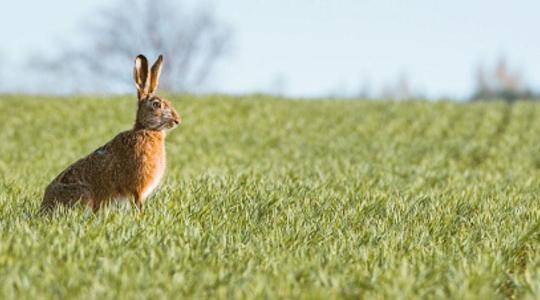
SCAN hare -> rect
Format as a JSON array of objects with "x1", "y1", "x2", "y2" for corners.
[{"x1": 41, "y1": 54, "x2": 181, "y2": 213}]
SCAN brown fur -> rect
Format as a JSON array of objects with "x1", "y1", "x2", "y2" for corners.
[{"x1": 41, "y1": 54, "x2": 180, "y2": 213}]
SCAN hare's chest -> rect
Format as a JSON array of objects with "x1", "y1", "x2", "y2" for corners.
[{"x1": 141, "y1": 154, "x2": 165, "y2": 199}]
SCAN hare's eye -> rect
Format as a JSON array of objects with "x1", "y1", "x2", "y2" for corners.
[{"x1": 152, "y1": 101, "x2": 161, "y2": 109}]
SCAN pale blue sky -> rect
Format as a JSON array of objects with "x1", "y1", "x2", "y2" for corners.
[{"x1": 1, "y1": 0, "x2": 539, "y2": 98}]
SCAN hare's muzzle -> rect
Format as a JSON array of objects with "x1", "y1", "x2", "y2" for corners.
[
  {"x1": 172, "y1": 111, "x2": 181, "y2": 126},
  {"x1": 165, "y1": 114, "x2": 181, "y2": 129}
]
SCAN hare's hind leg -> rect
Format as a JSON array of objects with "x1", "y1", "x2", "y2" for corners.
[{"x1": 40, "y1": 183, "x2": 94, "y2": 213}]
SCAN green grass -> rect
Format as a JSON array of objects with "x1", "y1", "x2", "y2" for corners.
[{"x1": 0, "y1": 94, "x2": 540, "y2": 299}]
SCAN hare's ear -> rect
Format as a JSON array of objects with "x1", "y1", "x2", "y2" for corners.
[
  {"x1": 134, "y1": 55, "x2": 150, "y2": 99},
  {"x1": 149, "y1": 54, "x2": 163, "y2": 94}
]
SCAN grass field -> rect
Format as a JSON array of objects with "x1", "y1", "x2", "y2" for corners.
[{"x1": 0, "y1": 95, "x2": 539, "y2": 299}]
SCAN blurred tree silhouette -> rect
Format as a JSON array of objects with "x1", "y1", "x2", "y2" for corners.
[
  {"x1": 471, "y1": 57, "x2": 535, "y2": 102},
  {"x1": 30, "y1": 0, "x2": 231, "y2": 93},
  {"x1": 379, "y1": 74, "x2": 425, "y2": 100},
  {"x1": 0, "y1": 52, "x2": 3, "y2": 91},
  {"x1": 381, "y1": 74, "x2": 413, "y2": 100}
]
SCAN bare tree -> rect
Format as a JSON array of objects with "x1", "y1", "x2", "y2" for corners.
[
  {"x1": 472, "y1": 57, "x2": 535, "y2": 102},
  {"x1": 0, "y1": 53, "x2": 3, "y2": 92},
  {"x1": 380, "y1": 74, "x2": 419, "y2": 100},
  {"x1": 31, "y1": 0, "x2": 231, "y2": 93}
]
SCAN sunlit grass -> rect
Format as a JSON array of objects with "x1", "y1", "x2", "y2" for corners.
[{"x1": 0, "y1": 95, "x2": 539, "y2": 299}]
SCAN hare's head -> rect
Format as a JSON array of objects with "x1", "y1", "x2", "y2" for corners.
[{"x1": 133, "y1": 54, "x2": 181, "y2": 130}]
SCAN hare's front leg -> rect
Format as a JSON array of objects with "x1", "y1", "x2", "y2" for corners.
[{"x1": 131, "y1": 192, "x2": 144, "y2": 213}]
